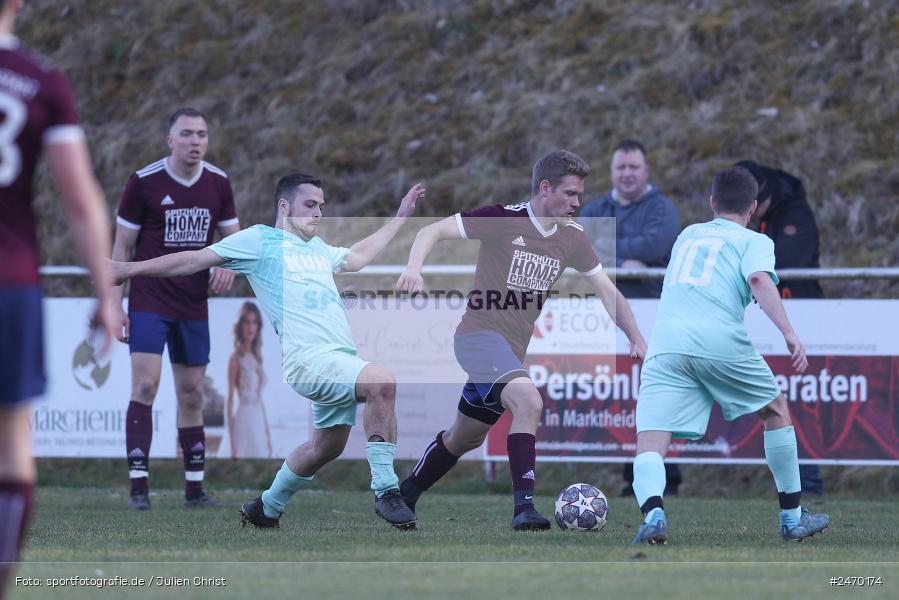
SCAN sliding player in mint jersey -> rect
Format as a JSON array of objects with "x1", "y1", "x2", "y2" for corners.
[
  {"x1": 631, "y1": 166, "x2": 829, "y2": 545},
  {"x1": 0, "y1": 0, "x2": 115, "y2": 593},
  {"x1": 111, "y1": 173, "x2": 426, "y2": 530},
  {"x1": 395, "y1": 150, "x2": 646, "y2": 530},
  {"x1": 111, "y1": 108, "x2": 240, "y2": 510}
]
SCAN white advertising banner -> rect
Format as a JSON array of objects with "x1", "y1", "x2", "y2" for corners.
[
  {"x1": 34, "y1": 298, "x2": 311, "y2": 459},
  {"x1": 33, "y1": 297, "x2": 899, "y2": 463}
]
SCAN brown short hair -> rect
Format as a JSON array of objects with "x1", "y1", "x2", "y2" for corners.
[
  {"x1": 711, "y1": 167, "x2": 759, "y2": 214},
  {"x1": 168, "y1": 107, "x2": 206, "y2": 129},
  {"x1": 531, "y1": 150, "x2": 590, "y2": 195}
]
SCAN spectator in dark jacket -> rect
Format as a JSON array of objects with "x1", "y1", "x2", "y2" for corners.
[
  {"x1": 580, "y1": 140, "x2": 682, "y2": 495},
  {"x1": 736, "y1": 160, "x2": 825, "y2": 495},
  {"x1": 579, "y1": 140, "x2": 681, "y2": 298},
  {"x1": 735, "y1": 160, "x2": 824, "y2": 299}
]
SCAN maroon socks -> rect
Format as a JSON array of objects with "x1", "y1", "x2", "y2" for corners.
[
  {"x1": 400, "y1": 431, "x2": 459, "y2": 511},
  {"x1": 178, "y1": 426, "x2": 206, "y2": 499},
  {"x1": 125, "y1": 401, "x2": 152, "y2": 496},
  {"x1": 508, "y1": 432, "x2": 536, "y2": 516}
]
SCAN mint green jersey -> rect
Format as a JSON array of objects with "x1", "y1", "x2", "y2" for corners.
[
  {"x1": 647, "y1": 218, "x2": 778, "y2": 361},
  {"x1": 208, "y1": 225, "x2": 354, "y2": 375}
]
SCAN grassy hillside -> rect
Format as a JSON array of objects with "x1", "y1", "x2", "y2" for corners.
[{"x1": 20, "y1": 0, "x2": 899, "y2": 297}]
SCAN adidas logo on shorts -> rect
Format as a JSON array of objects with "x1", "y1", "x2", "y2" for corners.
[
  {"x1": 512, "y1": 236, "x2": 526, "y2": 247},
  {"x1": 522, "y1": 469, "x2": 535, "y2": 480}
]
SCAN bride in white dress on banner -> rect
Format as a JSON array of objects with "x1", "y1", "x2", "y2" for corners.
[{"x1": 227, "y1": 302, "x2": 271, "y2": 457}]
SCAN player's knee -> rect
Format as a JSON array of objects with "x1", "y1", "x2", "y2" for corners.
[
  {"x1": 758, "y1": 395, "x2": 791, "y2": 424},
  {"x1": 502, "y1": 388, "x2": 542, "y2": 421},
  {"x1": 362, "y1": 372, "x2": 396, "y2": 404},
  {"x1": 177, "y1": 386, "x2": 204, "y2": 413},
  {"x1": 457, "y1": 434, "x2": 486, "y2": 454},
  {"x1": 132, "y1": 378, "x2": 160, "y2": 403}
]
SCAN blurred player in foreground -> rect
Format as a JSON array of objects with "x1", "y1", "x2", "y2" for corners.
[
  {"x1": 0, "y1": 0, "x2": 114, "y2": 595},
  {"x1": 395, "y1": 149, "x2": 646, "y2": 530},
  {"x1": 631, "y1": 166, "x2": 830, "y2": 545},
  {"x1": 111, "y1": 174, "x2": 425, "y2": 530}
]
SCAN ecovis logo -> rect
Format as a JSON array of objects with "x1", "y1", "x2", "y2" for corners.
[{"x1": 532, "y1": 305, "x2": 614, "y2": 340}]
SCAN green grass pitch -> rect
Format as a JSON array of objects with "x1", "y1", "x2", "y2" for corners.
[{"x1": 8, "y1": 487, "x2": 898, "y2": 599}]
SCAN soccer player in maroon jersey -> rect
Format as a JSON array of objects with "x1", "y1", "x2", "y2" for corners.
[
  {"x1": 395, "y1": 149, "x2": 647, "y2": 529},
  {"x1": 0, "y1": 0, "x2": 115, "y2": 593},
  {"x1": 109, "y1": 108, "x2": 240, "y2": 510}
]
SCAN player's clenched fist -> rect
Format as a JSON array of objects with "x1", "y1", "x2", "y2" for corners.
[
  {"x1": 395, "y1": 269, "x2": 424, "y2": 294},
  {"x1": 630, "y1": 337, "x2": 647, "y2": 361}
]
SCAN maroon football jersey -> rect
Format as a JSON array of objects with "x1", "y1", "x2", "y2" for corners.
[
  {"x1": 455, "y1": 202, "x2": 602, "y2": 359},
  {"x1": 116, "y1": 158, "x2": 238, "y2": 320},
  {"x1": 0, "y1": 37, "x2": 83, "y2": 286}
]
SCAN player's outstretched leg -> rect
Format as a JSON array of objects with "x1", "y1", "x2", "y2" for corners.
[
  {"x1": 501, "y1": 380, "x2": 550, "y2": 531},
  {"x1": 244, "y1": 426, "x2": 350, "y2": 529},
  {"x1": 758, "y1": 396, "x2": 829, "y2": 541},
  {"x1": 357, "y1": 365, "x2": 416, "y2": 530},
  {"x1": 400, "y1": 401, "x2": 498, "y2": 515},
  {"x1": 400, "y1": 430, "x2": 459, "y2": 514},
  {"x1": 631, "y1": 431, "x2": 671, "y2": 545}
]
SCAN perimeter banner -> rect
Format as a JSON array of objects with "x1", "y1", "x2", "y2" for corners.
[
  {"x1": 33, "y1": 298, "x2": 462, "y2": 461},
  {"x1": 485, "y1": 300, "x2": 899, "y2": 465},
  {"x1": 33, "y1": 298, "x2": 899, "y2": 464}
]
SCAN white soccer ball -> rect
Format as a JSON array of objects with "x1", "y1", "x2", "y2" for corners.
[{"x1": 554, "y1": 483, "x2": 608, "y2": 531}]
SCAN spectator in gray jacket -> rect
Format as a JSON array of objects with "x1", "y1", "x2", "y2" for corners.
[
  {"x1": 578, "y1": 140, "x2": 680, "y2": 298},
  {"x1": 579, "y1": 140, "x2": 682, "y2": 495}
]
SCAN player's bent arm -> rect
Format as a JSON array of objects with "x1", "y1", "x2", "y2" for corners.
[
  {"x1": 405, "y1": 216, "x2": 463, "y2": 272},
  {"x1": 343, "y1": 183, "x2": 426, "y2": 272},
  {"x1": 342, "y1": 216, "x2": 409, "y2": 273},
  {"x1": 748, "y1": 272, "x2": 796, "y2": 337},
  {"x1": 113, "y1": 248, "x2": 225, "y2": 284},
  {"x1": 587, "y1": 270, "x2": 646, "y2": 351},
  {"x1": 46, "y1": 141, "x2": 113, "y2": 300},
  {"x1": 749, "y1": 272, "x2": 808, "y2": 371},
  {"x1": 209, "y1": 223, "x2": 241, "y2": 292},
  {"x1": 394, "y1": 217, "x2": 463, "y2": 292}
]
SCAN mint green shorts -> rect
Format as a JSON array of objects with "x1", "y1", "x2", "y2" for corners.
[
  {"x1": 288, "y1": 350, "x2": 369, "y2": 429},
  {"x1": 636, "y1": 353, "x2": 781, "y2": 440}
]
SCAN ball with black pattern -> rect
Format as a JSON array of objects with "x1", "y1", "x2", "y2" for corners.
[{"x1": 554, "y1": 482, "x2": 608, "y2": 531}]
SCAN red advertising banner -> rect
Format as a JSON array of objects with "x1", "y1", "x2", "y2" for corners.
[{"x1": 486, "y1": 354, "x2": 899, "y2": 465}]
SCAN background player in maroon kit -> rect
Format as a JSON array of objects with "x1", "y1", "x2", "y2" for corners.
[
  {"x1": 395, "y1": 149, "x2": 647, "y2": 529},
  {"x1": 109, "y1": 108, "x2": 240, "y2": 509},
  {"x1": 0, "y1": 0, "x2": 115, "y2": 593}
]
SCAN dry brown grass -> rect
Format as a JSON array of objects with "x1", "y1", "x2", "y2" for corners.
[{"x1": 19, "y1": 0, "x2": 899, "y2": 297}]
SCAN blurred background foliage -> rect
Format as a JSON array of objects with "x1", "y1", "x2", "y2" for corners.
[{"x1": 21, "y1": 0, "x2": 899, "y2": 297}]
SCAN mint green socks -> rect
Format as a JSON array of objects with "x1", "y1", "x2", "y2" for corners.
[
  {"x1": 764, "y1": 426, "x2": 802, "y2": 521},
  {"x1": 261, "y1": 461, "x2": 313, "y2": 519},
  {"x1": 366, "y1": 441, "x2": 399, "y2": 497},
  {"x1": 633, "y1": 451, "x2": 666, "y2": 523}
]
